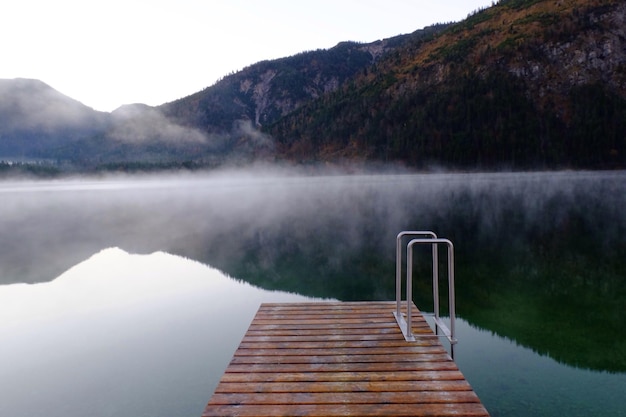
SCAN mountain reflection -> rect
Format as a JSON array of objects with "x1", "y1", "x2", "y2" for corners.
[{"x1": 0, "y1": 248, "x2": 318, "y2": 417}]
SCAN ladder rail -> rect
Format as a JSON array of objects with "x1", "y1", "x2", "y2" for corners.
[
  {"x1": 394, "y1": 232, "x2": 457, "y2": 353},
  {"x1": 395, "y1": 231, "x2": 438, "y2": 320}
]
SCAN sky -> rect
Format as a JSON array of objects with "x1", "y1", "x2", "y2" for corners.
[{"x1": 2, "y1": 0, "x2": 493, "y2": 112}]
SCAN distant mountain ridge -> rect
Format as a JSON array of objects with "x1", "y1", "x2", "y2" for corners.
[
  {"x1": 1, "y1": 0, "x2": 625, "y2": 172},
  {"x1": 0, "y1": 32, "x2": 420, "y2": 169},
  {"x1": 0, "y1": 78, "x2": 108, "y2": 158},
  {"x1": 158, "y1": 32, "x2": 430, "y2": 131}
]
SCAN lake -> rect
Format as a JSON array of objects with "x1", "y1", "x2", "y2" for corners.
[{"x1": 1, "y1": 168, "x2": 625, "y2": 416}]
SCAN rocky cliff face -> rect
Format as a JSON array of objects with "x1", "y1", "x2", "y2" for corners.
[
  {"x1": 160, "y1": 36, "x2": 416, "y2": 132},
  {"x1": 508, "y1": 2, "x2": 626, "y2": 107},
  {"x1": 404, "y1": 1, "x2": 626, "y2": 105}
]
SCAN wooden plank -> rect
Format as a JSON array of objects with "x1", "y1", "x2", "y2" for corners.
[
  {"x1": 203, "y1": 403, "x2": 490, "y2": 417},
  {"x1": 234, "y1": 345, "x2": 448, "y2": 356},
  {"x1": 209, "y1": 391, "x2": 483, "y2": 405},
  {"x1": 218, "y1": 370, "x2": 466, "y2": 383},
  {"x1": 213, "y1": 380, "x2": 475, "y2": 393},
  {"x1": 202, "y1": 301, "x2": 490, "y2": 417},
  {"x1": 246, "y1": 321, "x2": 424, "y2": 330},
  {"x1": 229, "y1": 352, "x2": 453, "y2": 364},
  {"x1": 242, "y1": 326, "x2": 426, "y2": 337},
  {"x1": 258, "y1": 301, "x2": 404, "y2": 309},
  {"x1": 242, "y1": 332, "x2": 405, "y2": 342},
  {"x1": 238, "y1": 338, "x2": 443, "y2": 348},
  {"x1": 220, "y1": 360, "x2": 461, "y2": 374}
]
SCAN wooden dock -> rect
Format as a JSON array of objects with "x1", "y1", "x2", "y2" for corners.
[{"x1": 202, "y1": 301, "x2": 490, "y2": 417}]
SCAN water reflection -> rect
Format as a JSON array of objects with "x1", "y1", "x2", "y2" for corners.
[
  {"x1": 452, "y1": 319, "x2": 626, "y2": 417},
  {"x1": 0, "y1": 248, "x2": 321, "y2": 417}
]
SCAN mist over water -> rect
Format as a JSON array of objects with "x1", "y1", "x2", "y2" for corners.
[
  {"x1": 2, "y1": 169, "x2": 624, "y2": 291},
  {"x1": 1, "y1": 168, "x2": 625, "y2": 416}
]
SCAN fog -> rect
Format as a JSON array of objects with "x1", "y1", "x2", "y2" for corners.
[
  {"x1": 108, "y1": 104, "x2": 208, "y2": 144},
  {"x1": 0, "y1": 78, "x2": 104, "y2": 132},
  {"x1": 2, "y1": 167, "x2": 624, "y2": 291}
]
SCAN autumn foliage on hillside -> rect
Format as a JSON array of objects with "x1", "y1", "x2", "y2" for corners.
[{"x1": 268, "y1": 0, "x2": 626, "y2": 169}]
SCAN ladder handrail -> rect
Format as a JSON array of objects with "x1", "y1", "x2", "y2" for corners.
[
  {"x1": 395, "y1": 231, "x2": 438, "y2": 319},
  {"x1": 394, "y1": 231, "x2": 457, "y2": 351}
]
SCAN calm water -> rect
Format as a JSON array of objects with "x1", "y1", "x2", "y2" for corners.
[{"x1": 1, "y1": 169, "x2": 624, "y2": 416}]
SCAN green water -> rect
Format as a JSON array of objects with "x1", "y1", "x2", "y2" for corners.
[{"x1": 452, "y1": 318, "x2": 626, "y2": 417}]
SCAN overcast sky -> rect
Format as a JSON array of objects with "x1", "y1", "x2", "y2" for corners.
[{"x1": 2, "y1": 0, "x2": 493, "y2": 112}]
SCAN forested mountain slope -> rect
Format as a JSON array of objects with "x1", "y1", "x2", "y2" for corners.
[
  {"x1": 158, "y1": 32, "x2": 437, "y2": 131},
  {"x1": 267, "y1": 0, "x2": 626, "y2": 169}
]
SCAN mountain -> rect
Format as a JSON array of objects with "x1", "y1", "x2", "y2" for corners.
[
  {"x1": 61, "y1": 103, "x2": 226, "y2": 167},
  {"x1": 159, "y1": 31, "x2": 435, "y2": 131},
  {"x1": 0, "y1": 32, "x2": 425, "y2": 170},
  {"x1": 0, "y1": 78, "x2": 108, "y2": 159},
  {"x1": 2, "y1": 0, "x2": 625, "y2": 172},
  {"x1": 267, "y1": 0, "x2": 626, "y2": 169}
]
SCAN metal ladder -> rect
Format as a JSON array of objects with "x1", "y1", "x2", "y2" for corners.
[{"x1": 393, "y1": 231, "x2": 457, "y2": 355}]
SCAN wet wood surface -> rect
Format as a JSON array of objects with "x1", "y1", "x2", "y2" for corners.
[{"x1": 202, "y1": 301, "x2": 490, "y2": 417}]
